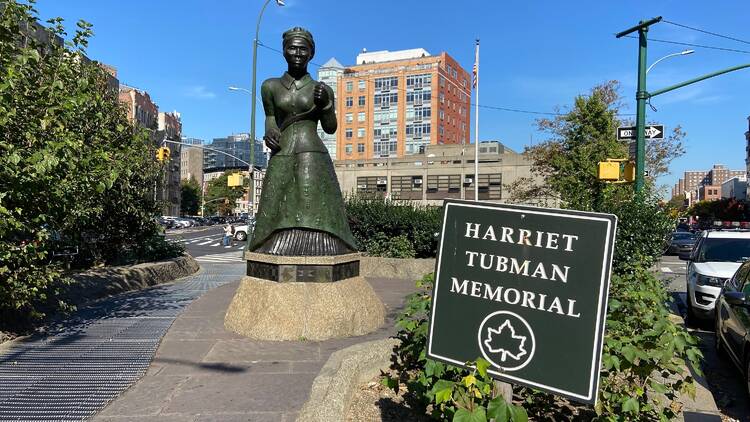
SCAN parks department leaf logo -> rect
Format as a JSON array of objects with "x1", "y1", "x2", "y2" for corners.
[
  {"x1": 478, "y1": 311, "x2": 535, "y2": 371},
  {"x1": 483, "y1": 320, "x2": 527, "y2": 362}
]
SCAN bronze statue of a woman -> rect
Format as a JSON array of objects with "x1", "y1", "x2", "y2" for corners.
[{"x1": 248, "y1": 27, "x2": 358, "y2": 256}]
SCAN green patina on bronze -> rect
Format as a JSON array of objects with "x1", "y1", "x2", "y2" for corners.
[{"x1": 248, "y1": 27, "x2": 357, "y2": 253}]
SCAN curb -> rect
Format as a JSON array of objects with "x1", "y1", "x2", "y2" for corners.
[
  {"x1": 667, "y1": 291, "x2": 723, "y2": 421},
  {"x1": 296, "y1": 338, "x2": 400, "y2": 422},
  {"x1": 64, "y1": 253, "x2": 200, "y2": 307}
]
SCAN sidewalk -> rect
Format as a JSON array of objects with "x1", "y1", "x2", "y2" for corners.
[{"x1": 92, "y1": 277, "x2": 418, "y2": 422}]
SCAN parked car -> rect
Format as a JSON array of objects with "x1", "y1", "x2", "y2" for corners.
[
  {"x1": 233, "y1": 220, "x2": 255, "y2": 242},
  {"x1": 714, "y1": 261, "x2": 750, "y2": 398},
  {"x1": 665, "y1": 232, "x2": 697, "y2": 255},
  {"x1": 684, "y1": 230, "x2": 750, "y2": 321}
]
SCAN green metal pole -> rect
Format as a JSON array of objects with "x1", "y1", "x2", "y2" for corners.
[
  {"x1": 250, "y1": 0, "x2": 272, "y2": 222},
  {"x1": 634, "y1": 25, "x2": 648, "y2": 193},
  {"x1": 649, "y1": 63, "x2": 750, "y2": 98}
]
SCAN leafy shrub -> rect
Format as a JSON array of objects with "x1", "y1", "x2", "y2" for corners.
[
  {"x1": 600, "y1": 193, "x2": 673, "y2": 274},
  {"x1": 346, "y1": 195, "x2": 441, "y2": 258},
  {"x1": 0, "y1": 2, "x2": 179, "y2": 328},
  {"x1": 365, "y1": 233, "x2": 416, "y2": 258}
]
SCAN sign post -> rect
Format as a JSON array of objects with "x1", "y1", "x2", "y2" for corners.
[{"x1": 427, "y1": 201, "x2": 617, "y2": 404}]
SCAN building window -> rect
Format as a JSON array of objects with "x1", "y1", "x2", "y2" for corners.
[
  {"x1": 440, "y1": 76, "x2": 445, "y2": 87},
  {"x1": 358, "y1": 96, "x2": 366, "y2": 107},
  {"x1": 357, "y1": 128, "x2": 365, "y2": 138},
  {"x1": 345, "y1": 144, "x2": 353, "y2": 155},
  {"x1": 356, "y1": 176, "x2": 387, "y2": 196},
  {"x1": 358, "y1": 80, "x2": 366, "y2": 91},
  {"x1": 357, "y1": 143, "x2": 365, "y2": 153},
  {"x1": 374, "y1": 76, "x2": 398, "y2": 91},
  {"x1": 345, "y1": 128, "x2": 353, "y2": 139},
  {"x1": 391, "y1": 175, "x2": 424, "y2": 200},
  {"x1": 346, "y1": 81, "x2": 353, "y2": 92},
  {"x1": 345, "y1": 113, "x2": 353, "y2": 123},
  {"x1": 374, "y1": 92, "x2": 398, "y2": 108},
  {"x1": 426, "y1": 174, "x2": 461, "y2": 199},
  {"x1": 439, "y1": 110, "x2": 445, "y2": 120},
  {"x1": 357, "y1": 112, "x2": 366, "y2": 122},
  {"x1": 346, "y1": 97, "x2": 353, "y2": 107},
  {"x1": 439, "y1": 93, "x2": 445, "y2": 104}
]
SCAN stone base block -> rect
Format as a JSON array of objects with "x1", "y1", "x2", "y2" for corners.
[
  {"x1": 245, "y1": 252, "x2": 361, "y2": 282},
  {"x1": 224, "y1": 276, "x2": 385, "y2": 341}
]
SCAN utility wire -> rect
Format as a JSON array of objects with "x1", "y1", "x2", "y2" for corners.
[
  {"x1": 623, "y1": 35, "x2": 750, "y2": 55},
  {"x1": 662, "y1": 19, "x2": 750, "y2": 46},
  {"x1": 258, "y1": 41, "x2": 564, "y2": 116},
  {"x1": 257, "y1": 41, "x2": 636, "y2": 118}
]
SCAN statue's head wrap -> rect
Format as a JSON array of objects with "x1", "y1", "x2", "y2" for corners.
[{"x1": 282, "y1": 27, "x2": 315, "y2": 57}]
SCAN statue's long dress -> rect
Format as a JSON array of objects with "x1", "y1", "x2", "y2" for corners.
[{"x1": 248, "y1": 72, "x2": 358, "y2": 256}]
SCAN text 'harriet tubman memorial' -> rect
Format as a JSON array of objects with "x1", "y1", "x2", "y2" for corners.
[
  {"x1": 428, "y1": 200, "x2": 617, "y2": 404},
  {"x1": 224, "y1": 27, "x2": 385, "y2": 341}
]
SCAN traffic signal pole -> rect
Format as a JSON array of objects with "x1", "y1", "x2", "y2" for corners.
[
  {"x1": 616, "y1": 17, "x2": 661, "y2": 193},
  {"x1": 617, "y1": 17, "x2": 750, "y2": 193}
]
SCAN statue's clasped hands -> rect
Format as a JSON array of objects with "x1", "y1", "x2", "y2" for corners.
[{"x1": 313, "y1": 82, "x2": 329, "y2": 109}]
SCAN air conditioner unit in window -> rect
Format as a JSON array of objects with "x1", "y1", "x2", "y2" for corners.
[
  {"x1": 357, "y1": 184, "x2": 367, "y2": 189},
  {"x1": 376, "y1": 178, "x2": 387, "y2": 185},
  {"x1": 413, "y1": 179, "x2": 423, "y2": 185},
  {"x1": 464, "y1": 177, "x2": 474, "y2": 184}
]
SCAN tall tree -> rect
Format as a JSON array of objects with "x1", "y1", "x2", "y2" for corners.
[
  {"x1": 203, "y1": 172, "x2": 246, "y2": 216},
  {"x1": 526, "y1": 81, "x2": 627, "y2": 210},
  {"x1": 0, "y1": 1, "x2": 175, "y2": 325},
  {"x1": 180, "y1": 178, "x2": 201, "y2": 216}
]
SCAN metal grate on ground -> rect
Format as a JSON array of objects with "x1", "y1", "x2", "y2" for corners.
[{"x1": 0, "y1": 263, "x2": 244, "y2": 421}]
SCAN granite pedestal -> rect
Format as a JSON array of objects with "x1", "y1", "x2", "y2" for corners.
[{"x1": 224, "y1": 252, "x2": 385, "y2": 341}]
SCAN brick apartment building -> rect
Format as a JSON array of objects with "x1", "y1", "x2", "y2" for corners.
[
  {"x1": 334, "y1": 48, "x2": 471, "y2": 160},
  {"x1": 158, "y1": 111, "x2": 182, "y2": 216}
]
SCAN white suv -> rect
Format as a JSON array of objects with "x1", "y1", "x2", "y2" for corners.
[{"x1": 685, "y1": 230, "x2": 750, "y2": 321}]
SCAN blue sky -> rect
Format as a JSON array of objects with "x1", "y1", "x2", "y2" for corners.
[{"x1": 35, "y1": 0, "x2": 750, "y2": 194}]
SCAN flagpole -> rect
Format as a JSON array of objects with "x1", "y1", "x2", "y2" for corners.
[{"x1": 474, "y1": 39, "x2": 480, "y2": 201}]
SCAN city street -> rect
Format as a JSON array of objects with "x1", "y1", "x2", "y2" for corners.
[
  {"x1": 166, "y1": 226, "x2": 247, "y2": 263},
  {"x1": 657, "y1": 254, "x2": 750, "y2": 421}
]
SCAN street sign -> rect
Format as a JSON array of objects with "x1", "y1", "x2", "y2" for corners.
[
  {"x1": 617, "y1": 124, "x2": 664, "y2": 140},
  {"x1": 427, "y1": 201, "x2": 617, "y2": 404}
]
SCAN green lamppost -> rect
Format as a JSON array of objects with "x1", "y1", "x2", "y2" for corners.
[{"x1": 248, "y1": 0, "x2": 285, "y2": 215}]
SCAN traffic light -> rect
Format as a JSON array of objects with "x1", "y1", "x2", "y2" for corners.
[
  {"x1": 155, "y1": 147, "x2": 171, "y2": 162},
  {"x1": 623, "y1": 161, "x2": 636, "y2": 182},
  {"x1": 227, "y1": 173, "x2": 243, "y2": 187},
  {"x1": 597, "y1": 159, "x2": 636, "y2": 183},
  {"x1": 597, "y1": 161, "x2": 620, "y2": 181}
]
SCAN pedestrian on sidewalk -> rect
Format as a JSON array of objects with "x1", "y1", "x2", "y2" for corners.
[{"x1": 223, "y1": 223, "x2": 233, "y2": 246}]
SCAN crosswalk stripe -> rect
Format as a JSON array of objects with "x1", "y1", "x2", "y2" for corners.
[
  {"x1": 195, "y1": 252, "x2": 245, "y2": 263},
  {"x1": 197, "y1": 240, "x2": 213, "y2": 246},
  {"x1": 210, "y1": 242, "x2": 220, "y2": 247},
  {"x1": 661, "y1": 267, "x2": 673, "y2": 273}
]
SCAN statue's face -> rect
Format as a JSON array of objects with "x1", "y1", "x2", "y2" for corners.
[{"x1": 284, "y1": 37, "x2": 313, "y2": 70}]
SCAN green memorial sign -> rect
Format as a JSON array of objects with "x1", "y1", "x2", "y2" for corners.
[{"x1": 427, "y1": 200, "x2": 617, "y2": 404}]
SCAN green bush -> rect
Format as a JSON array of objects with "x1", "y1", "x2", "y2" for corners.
[
  {"x1": 365, "y1": 233, "x2": 416, "y2": 258},
  {"x1": 0, "y1": 2, "x2": 180, "y2": 328},
  {"x1": 600, "y1": 193, "x2": 674, "y2": 274},
  {"x1": 346, "y1": 195, "x2": 441, "y2": 258}
]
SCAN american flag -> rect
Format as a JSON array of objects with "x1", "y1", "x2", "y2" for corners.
[{"x1": 472, "y1": 39, "x2": 479, "y2": 89}]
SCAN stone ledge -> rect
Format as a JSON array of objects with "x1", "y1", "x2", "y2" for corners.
[
  {"x1": 359, "y1": 256, "x2": 436, "y2": 281},
  {"x1": 296, "y1": 338, "x2": 400, "y2": 422},
  {"x1": 64, "y1": 253, "x2": 200, "y2": 308}
]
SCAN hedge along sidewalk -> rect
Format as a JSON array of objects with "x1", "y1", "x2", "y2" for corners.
[{"x1": 0, "y1": 253, "x2": 200, "y2": 350}]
